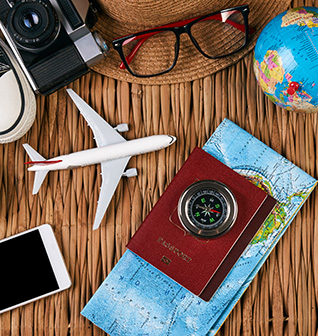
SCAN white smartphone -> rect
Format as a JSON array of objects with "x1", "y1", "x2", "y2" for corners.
[{"x1": 0, "y1": 224, "x2": 71, "y2": 314}]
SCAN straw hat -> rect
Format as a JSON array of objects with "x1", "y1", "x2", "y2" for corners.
[{"x1": 93, "y1": 0, "x2": 291, "y2": 84}]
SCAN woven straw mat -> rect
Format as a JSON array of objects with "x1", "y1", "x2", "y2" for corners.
[{"x1": 1, "y1": 0, "x2": 318, "y2": 335}]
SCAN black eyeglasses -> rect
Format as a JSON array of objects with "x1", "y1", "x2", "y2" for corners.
[{"x1": 112, "y1": 5, "x2": 254, "y2": 78}]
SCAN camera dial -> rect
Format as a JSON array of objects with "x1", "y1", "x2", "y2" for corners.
[
  {"x1": 92, "y1": 31, "x2": 109, "y2": 56},
  {"x1": 6, "y1": 0, "x2": 60, "y2": 50}
]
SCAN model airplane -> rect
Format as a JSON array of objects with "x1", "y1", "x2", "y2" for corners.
[{"x1": 24, "y1": 89, "x2": 176, "y2": 230}]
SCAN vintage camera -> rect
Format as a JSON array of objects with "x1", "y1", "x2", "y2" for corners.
[{"x1": 0, "y1": 0, "x2": 108, "y2": 94}]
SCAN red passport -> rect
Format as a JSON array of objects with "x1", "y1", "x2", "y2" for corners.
[{"x1": 127, "y1": 148, "x2": 276, "y2": 300}]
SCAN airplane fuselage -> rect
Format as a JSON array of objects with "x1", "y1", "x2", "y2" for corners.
[{"x1": 28, "y1": 135, "x2": 175, "y2": 171}]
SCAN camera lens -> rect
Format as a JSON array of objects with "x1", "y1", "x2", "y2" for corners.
[
  {"x1": 6, "y1": 0, "x2": 60, "y2": 50},
  {"x1": 22, "y1": 11, "x2": 40, "y2": 29}
]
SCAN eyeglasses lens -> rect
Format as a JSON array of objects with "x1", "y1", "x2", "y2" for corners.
[
  {"x1": 122, "y1": 31, "x2": 177, "y2": 76},
  {"x1": 190, "y1": 10, "x2": 246, "y2": 57}
]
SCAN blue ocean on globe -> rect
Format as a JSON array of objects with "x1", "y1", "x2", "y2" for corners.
[{"x1": 254, "y1": 7, "x2": 318, "y2": 113}]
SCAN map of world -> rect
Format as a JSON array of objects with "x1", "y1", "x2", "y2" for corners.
[
  {"x1": 81, "y1": 119, "x2": 317, "y2": 336},
  {"x1": 254, "y1": 7, "x2": 318, "y2": 113}
]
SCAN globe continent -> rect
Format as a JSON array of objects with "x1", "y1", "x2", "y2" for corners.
[{"x1": 254, "y1": 7, "x2": 318, "y2": 113}]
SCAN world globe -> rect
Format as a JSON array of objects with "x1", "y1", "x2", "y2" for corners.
[{"x1": 253, "y1": 7, "x2": 318, "y2": 113}]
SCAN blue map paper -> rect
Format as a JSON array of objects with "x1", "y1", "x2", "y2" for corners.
[{"x1": 82, "y1": 119, "x2": 317, "y2": 336}]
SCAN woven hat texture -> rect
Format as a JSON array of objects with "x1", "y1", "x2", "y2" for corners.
[{"x1": 93, "y1": 0, "x2": 291, "y2": 84}]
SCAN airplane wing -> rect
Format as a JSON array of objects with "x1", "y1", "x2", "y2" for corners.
[
  {"x1": 66, "y1": 89, "x2": 126, "y2": 147},
  {"x1": 66, "y1": 89, "x2": 135, "y2": 230},
  {"x1": 93, "y1": 157, "x2": 130, "y2": 230}
]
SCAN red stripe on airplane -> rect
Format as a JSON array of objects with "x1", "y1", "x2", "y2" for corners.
[{"x1": 25, "y1": 160, "x2": 62, "y2": 165}]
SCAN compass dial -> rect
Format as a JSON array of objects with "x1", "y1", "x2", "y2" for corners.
[
  {"x1": 178, "y1": 180, "x2": 238, "y2": 238},
  {"x1": 188, "y1": 189, "x2": 227, "y2": 229}
]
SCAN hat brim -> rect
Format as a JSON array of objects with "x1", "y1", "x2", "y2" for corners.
[{"x1": 92, "y1": 0, "x2": 292, "y2": 84}]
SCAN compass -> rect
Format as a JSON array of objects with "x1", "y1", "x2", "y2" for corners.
[{"x1": 178, "y1": 180, "x2": 238, "y2": 238}]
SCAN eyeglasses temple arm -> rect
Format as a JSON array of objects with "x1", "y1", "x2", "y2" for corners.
[
  {"x1": 119, "y1": 14, "x2": 255, "y2": 69},
  {"x1": 119, "y1": 34, "x2": 156, "y2": 69}
]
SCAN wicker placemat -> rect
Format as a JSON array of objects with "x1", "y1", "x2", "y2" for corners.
[{"x1": 1, "y1": 4, "x2": 318, "y2": 336}]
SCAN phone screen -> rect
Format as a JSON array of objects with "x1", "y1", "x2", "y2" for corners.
[{"x1": 0, "y1": 229, "x2": 59, "y2": 311}]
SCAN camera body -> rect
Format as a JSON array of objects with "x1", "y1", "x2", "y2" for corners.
[{"x1": 0, "y1": 0, "x2": 108, "y2": 95}]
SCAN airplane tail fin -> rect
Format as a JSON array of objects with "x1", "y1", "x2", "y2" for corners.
[
  {"x1": 23, "y1": 144, "x2": 46, "y2": 161},
  {"x1": 32, "y1": 170, "x2": 49, "y2": 195},
  {"x1": 23, "y1": 144, "x2": 49, "y2": 195}
]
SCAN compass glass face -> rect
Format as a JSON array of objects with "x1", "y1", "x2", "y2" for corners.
[
  {"x1": 187, "y1": 189, "x2": 228, "y2": 230},
  {"x1": 178, "y1": 180, "x2": 238, "y2": 238}
]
